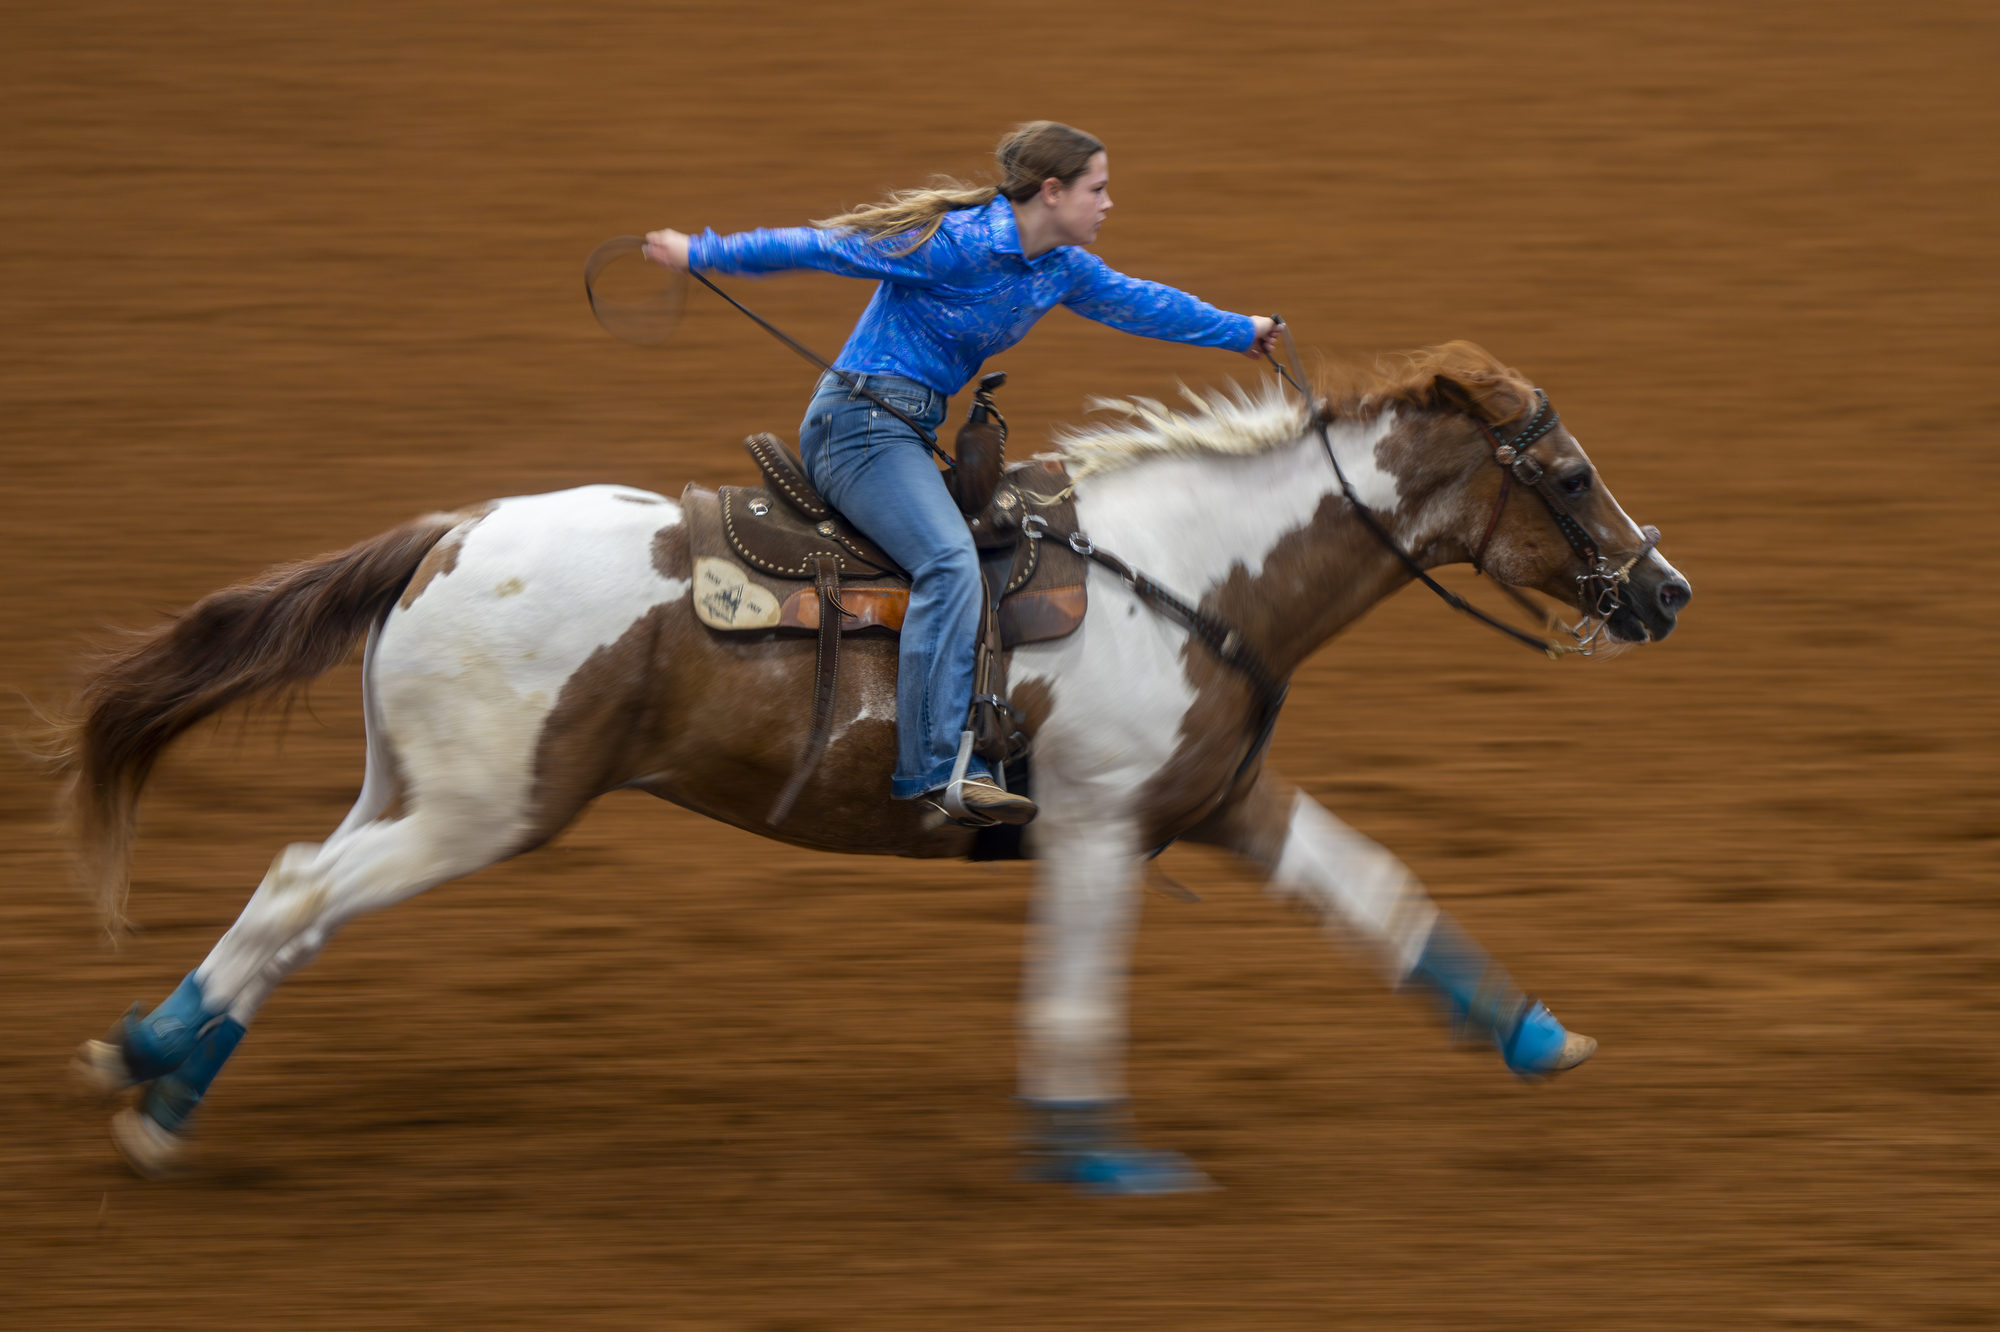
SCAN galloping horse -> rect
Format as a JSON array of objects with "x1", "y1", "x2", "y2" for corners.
[{"x1": 63, "y1": 343, "x2": 1690, "y2": 1188}]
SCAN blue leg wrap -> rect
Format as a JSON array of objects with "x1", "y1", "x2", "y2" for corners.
[
  {"x1": 119, "y1": 971, "x2": 213, "y2": 1083},
  {"x1": 138, "y1": 1014, "x2": 247, "y2": 1134},
  {"x1": 1409, "y1": 919, "x2": 1570, "y2": 1078},
  {"x1": 1019, "y1": 1101, "x2": 1215, "y2": 1196},
  {"x1": 1500, "y1": 1000, "x2": 1569, "y2": 1074}
]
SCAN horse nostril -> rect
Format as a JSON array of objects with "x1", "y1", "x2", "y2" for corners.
[{"x1": 1656, "y1": 580, "x2": 1689, "y2": 612}]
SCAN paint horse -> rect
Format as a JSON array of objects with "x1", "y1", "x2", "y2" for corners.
[{"x1": 64, "y1": 343, "x2": 1690, "y2": 1189}]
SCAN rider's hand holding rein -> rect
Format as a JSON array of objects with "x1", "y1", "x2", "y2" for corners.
[
  {"x1": 1243, "y1": 315, "x2": 1279, "y2": 360},
  {"x1": 643, "y1": 229, "x2": 691, "y2": 271}
]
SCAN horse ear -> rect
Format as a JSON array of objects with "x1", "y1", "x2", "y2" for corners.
[
  {"x1": 1431, "y1": 372, "x2": 1535, "y2": 427},
  {"x1": 1430, "y1": 374, "x2": 1485, "y2": 420}
]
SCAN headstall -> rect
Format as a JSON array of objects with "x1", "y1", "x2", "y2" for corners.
[{"x1": 1468, "y1": 389, "x2": 1662, "y2": 651}]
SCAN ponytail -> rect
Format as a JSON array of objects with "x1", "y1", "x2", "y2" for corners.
[{"x1": 813, "y1": 121, "x2": 1105, "y2": 256}]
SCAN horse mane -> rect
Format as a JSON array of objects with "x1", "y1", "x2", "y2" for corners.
[{"x1": 1049, "y1": 340, "x2": 1537, "y2": 482}]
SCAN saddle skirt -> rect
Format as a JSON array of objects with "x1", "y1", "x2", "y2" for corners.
[{"x1": 682, "y1": 435, "x2": 1086, "y2": 647}]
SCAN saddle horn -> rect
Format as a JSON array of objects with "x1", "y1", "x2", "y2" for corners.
[{"x1": 946, "y1": 371, "x2": 1008, "y2": 515}]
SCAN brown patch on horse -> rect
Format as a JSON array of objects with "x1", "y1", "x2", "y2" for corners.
[
  {"x1": 1009, "y1": 676, "x2": 1057, "y2": 742},
  {"x1": 1181, "y1": 765, "x2": 1296, "y2": 866},
  {"x1": 516, "y1": 601, "x2": 678, "y2": 852},
  {"x1": 1128, "y1": 414, "x2": 1465, "y2": 850},
  {"x1": 397, "y1": 503, "x2": 496, "y2": 610},
  {"x1": 523, "y1": 520, "x2": 968, "y2": 860},
  {"x1": 1129, "y1": 643, "x2": 1275, "y2": 851},
  {"x1": 652, "y1": 521, "x2": 691, "y2": 582}
]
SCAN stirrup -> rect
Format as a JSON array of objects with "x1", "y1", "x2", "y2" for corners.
[{"x1": 938, "y1": 730, "x2": 1001, "y2": 828}]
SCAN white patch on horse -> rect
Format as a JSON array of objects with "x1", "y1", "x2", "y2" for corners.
[
  {"x1": 374, "y1": 486, "x2": 689, "y2": 839},
  {"x1": 1269, "y1": 792, "x2": 1439, "y2": 980},
  {"x1": 1073, "y1": 416, "x2": 1396, "y2": 602},
  {"x1": 1011, "y1": 581, "x2": 1199, "y2": 804},
  {"x1": 1324, "y1": 412, "x2": 1403, "y2": 515},
  {"x1": 1013, "y1": 413, "x2": 1398, "y2": 810}
]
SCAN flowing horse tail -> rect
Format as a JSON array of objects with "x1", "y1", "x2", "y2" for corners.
[{"x1": 54, "y1": 510, "x2": 477, "y2": 937}]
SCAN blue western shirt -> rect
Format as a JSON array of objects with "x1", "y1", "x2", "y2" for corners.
[{"x1": 686, "y1": 195, "x2": 1256, "y2": 395}]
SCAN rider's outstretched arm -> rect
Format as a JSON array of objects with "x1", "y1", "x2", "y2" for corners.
[
  {"x1": 684, "y1": 224, "x2": 965, "y2": 287},
  {"x1": 1060, "y1": 252, "x2": 1260, "y2": 353}
]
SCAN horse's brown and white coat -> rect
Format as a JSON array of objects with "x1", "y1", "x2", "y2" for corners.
[{"x1": 66, "y1": 345, "x2": 1689, "y2": 1150}]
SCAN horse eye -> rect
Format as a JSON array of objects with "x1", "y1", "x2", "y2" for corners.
[{"x1": 1561, "y1": 468, "x2": 1593, "y2": 496}]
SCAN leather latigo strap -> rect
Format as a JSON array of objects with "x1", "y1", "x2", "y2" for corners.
[
  {"x1": 947, "y1": 373, "x2": 1009, "y2": 516},
  {"x1": 768, "y1": 554, "x2": 845, "y2": 826},
  {"x1": 970, "y1": 565, "x2": 1021, "y2": 763}
]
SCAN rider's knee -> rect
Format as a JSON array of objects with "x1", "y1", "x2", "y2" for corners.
[{"x1": 923, "y1": 531, "x2": 981, "y2": 589}]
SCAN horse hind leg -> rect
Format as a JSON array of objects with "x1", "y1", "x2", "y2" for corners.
[
  {"x1": 72, "y1": 622, "x2": 406, "y2": 1103},
  {"x1": 98, "y1": 802, "x2": 532, "y2": 1177}
]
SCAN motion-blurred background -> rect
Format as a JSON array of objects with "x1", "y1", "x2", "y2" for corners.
[{"x1": 3, "y1": 1, "x2": 1993, "y2": 1327}]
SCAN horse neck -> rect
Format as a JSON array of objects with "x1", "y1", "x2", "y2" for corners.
[{"x1": 1070, "y1": 406, "x2": 1471, "y2": 681}]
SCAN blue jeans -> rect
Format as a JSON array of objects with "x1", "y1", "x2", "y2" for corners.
[{"x1": 798, "y1": 371, "x2": 988, "y2": 799}]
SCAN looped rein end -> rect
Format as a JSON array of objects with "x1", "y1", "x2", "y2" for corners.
[{"x1": 584, "y1": 235, "x2": 687, "y2": 346}]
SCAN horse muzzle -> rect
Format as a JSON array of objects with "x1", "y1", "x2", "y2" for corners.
[{"x1": 1606, "y1": 557, "x2": 1692, "y2": 643}]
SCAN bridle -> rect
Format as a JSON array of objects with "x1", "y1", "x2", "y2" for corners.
[
  {"x1": 1467, "y1": 389, "x2": 1663, "y2": 655},
  {"x1": 1266, "y1": 320, "x2": 1661, "y2": 659}
]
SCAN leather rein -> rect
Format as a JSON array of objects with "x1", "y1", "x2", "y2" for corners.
[{"x1": 687, "y1": 270, "x2": 956, "y2": 467}]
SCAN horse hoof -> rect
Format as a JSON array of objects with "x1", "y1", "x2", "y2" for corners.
[
  {"x1": 70, "y1": 1038, "x2": 134, "y2": 1102},
  {"x1": 1502, "y1": 1001, "x2": 1600, "y2": 1080},
  {"x1": 110, "y1": 1109, "x2": 188, "y2": 1178},
  {"x1": 1551, "y1": 1030, "x2": 1598, "y2": 1073},
  {"x1": 1028, "y1": 1148, "x2": 1218, "y2": 1197}
]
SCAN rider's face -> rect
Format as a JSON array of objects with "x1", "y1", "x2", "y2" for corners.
[{"x1": 1048, "y1": 153, "x2": 1113, "y2": 246}]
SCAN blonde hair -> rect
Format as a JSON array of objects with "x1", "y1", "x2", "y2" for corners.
[{"x1": 813, "y1": 121, "x2": 1105, "y2": 256}]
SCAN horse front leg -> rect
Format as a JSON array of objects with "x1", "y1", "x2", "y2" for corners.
[
  {"x1": 1018, "y1": 816, "x2": 1212, "y2": 1195},
  {"x1": 1184, "y1": 770, "x2": 1598, "y2": 1078}
]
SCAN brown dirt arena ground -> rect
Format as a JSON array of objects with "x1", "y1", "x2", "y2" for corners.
[{"x1": 3, "y1": 2, "x2": 1995, "y2": 1327}]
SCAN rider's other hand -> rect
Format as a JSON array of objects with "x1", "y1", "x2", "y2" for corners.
[
  {"x1": 643, "y1": 229, "x2": 690, "y2": 270},
  {"x1": 1243, "y1": 315, "x2": 1280, "y2": 360}
]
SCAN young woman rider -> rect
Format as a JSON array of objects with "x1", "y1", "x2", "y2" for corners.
[{"x1": 644, "y1": 121, "x2": 1280, "y2": 826}]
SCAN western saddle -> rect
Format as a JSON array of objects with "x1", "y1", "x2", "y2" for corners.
[{"x1": 680, "y1": 373, "x2": 1085, "y2": 829}]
